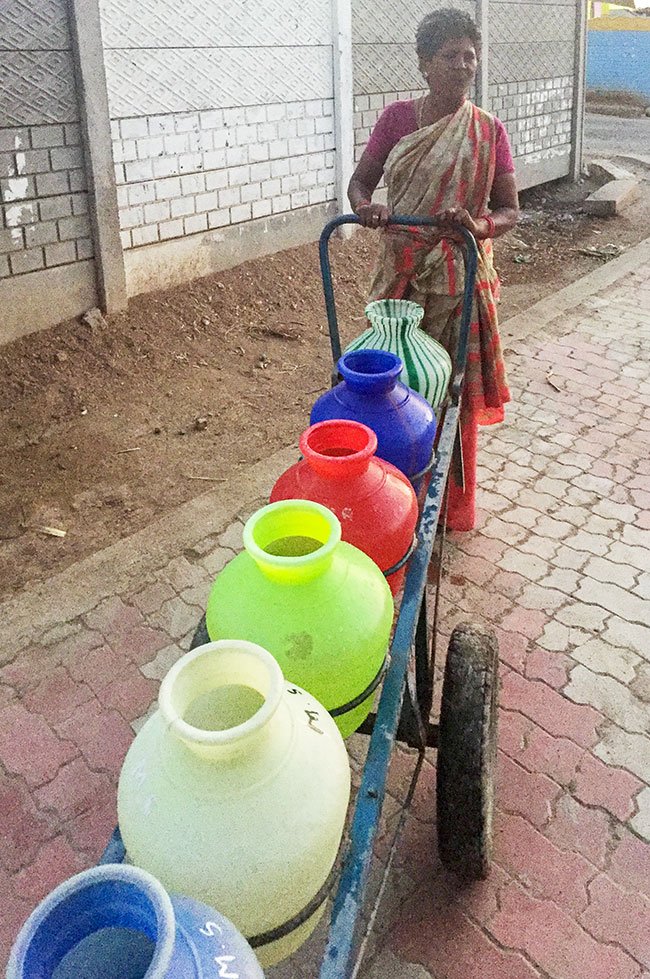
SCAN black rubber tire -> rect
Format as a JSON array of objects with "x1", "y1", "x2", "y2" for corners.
[
  {"x1": 190, "y1": 613, "x2": 210, "y2": 650},
  {"x1": 436, "y1": 622, "x2": 499, "y2": 881}
]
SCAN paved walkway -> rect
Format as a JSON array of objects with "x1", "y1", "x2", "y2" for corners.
[{"x1": 1, "y1": 239, "x2": 649, "y2": 978}]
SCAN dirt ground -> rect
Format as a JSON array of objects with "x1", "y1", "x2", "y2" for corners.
[{"x1": 2, "y1": 168, "x2": 650, "y2": 597}]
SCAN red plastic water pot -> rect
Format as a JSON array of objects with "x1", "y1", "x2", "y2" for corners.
[{"x1": 270, "y1": 420, "x2": 418, "y2": 595}]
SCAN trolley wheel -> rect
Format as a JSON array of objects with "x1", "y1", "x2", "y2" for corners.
[
  {"x1": 436, "y1": 622, "x2": 499, "y2": 881},
  {"x1": 190, "y1": 613, "x2": 210, "y2": 650}
]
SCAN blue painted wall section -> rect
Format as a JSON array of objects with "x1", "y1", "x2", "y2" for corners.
[{"x1": 587, "y1": 29, "x2": 650, "y2": 99}]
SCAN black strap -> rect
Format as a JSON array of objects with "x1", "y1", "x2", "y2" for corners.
[
  {"x1": 247, "y1": 861, "x2": 339, "y2": 948},
  {"x1": 383, "y1": 534, "x2": 417, "y2": 578},
  {"x1": 329, "y1": 659, "x2": 386, "y2": 717}
]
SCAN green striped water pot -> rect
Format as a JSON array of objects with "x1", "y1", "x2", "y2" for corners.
[{"x1": 345, "y1": 299, "x2": 452, "y2": 409}]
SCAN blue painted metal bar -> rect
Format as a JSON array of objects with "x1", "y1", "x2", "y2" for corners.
[
  {"x1": 319, "y1": 402, "x2": 459, "y2": 979},
  {"x1": 99, "y1": 826, "x2": 125, "y2": 864}
]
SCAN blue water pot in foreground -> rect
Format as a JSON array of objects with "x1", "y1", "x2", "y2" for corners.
[
  {"x1": 311, "y1": 349, "x2": 437, "y2": 482},
  {"x1": 7, "y1": 864, "x2": 264, "y2": 979}
]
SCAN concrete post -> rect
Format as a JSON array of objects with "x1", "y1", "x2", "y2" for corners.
[
  {"x1": 570, "y1": 0, "x2": 588, "y2": 181},
  {"x1": 332, "y1": 0, "x2": 355, "y2": 226},
  {"x1": 476, "y1": 0, "x2": 490, "y2": 111},
  {"x1": 66, "y1": 0, "x2": 127, "y2": 312}
]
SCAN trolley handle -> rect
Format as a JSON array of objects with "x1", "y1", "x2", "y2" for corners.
[{"x1": 318, "y1": 214, "x2": 479, "y2": 406}]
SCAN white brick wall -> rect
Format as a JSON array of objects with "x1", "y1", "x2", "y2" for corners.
[
  {"x1": 351, "y1": 75, "x2": 573, "y2": 173},
  {"x1": 490, "y1": 76, "x2": 574, "y2": 160},
  {"x1": 0, "y1": 124, "x2": 92, "y2": 278},
  {"x1": 112, "y1": 100, "x2": 336, "y2": 249}
]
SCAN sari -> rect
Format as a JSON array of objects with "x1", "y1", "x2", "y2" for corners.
[{"x1": 369, "y1": 99, "x2": 510, "y2": 530}]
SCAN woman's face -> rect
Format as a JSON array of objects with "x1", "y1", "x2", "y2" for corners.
[{"x1": 420, "y1": 36, "x2": 478, "y2": 95}]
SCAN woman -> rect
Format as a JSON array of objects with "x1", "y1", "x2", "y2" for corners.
[{"x1": 348, "y1": 8, "x2": 519, "y2": 531}]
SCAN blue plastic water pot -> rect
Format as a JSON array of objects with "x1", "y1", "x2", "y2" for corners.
[
  {"x1": 311, "y1": 349, "x2": 436, "y2": 481},
  {"x1": 7, "y1": 863, "x2": 264, "y2": 979}
]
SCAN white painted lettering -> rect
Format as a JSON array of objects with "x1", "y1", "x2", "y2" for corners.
[{"x1": 214, "y1": 954, "x2": 239, "y2": 978}]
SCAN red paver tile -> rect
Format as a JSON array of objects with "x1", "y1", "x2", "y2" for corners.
[
  {"x1": 452, "y1": 863, "x2": 512, "y2": 922},
  {"x1": 389, "y1": 884, "x2": 542, "y2": 979},
  {"x1": 62, "y1": 781, "x2": 118, "y2": 863},
  {"x1": 573, "y1": 753, "x2": 643, "y2": 823},
  {"x1": 495, "y1": 629, "x2": 529, "y2": 673},
  {"x1": 607, "y1": 829, "x2": 650, "y2": 899},
  {"x1": 544, "y1": 793, "x2": 611, "y2": 868},
  {"x1": 23, "y1": 667, "x2": 94, "y2": 724},
  {"x1": 488, "y1": 879, "x2": 641, "y2": 979},
  {"x1": 110, "y1": 624, "x2": 169, "y2": 666},
  {"x1": 500, "y1": 671, "x2": 601, "y2": 748},
  {"x1": 0, "y1": 651, "x2": 50, "y2": 696},
  {"x1": 497, "y1": 751, "x2": 561, "y2": 828},
  {"x1": 524, "y1": 646, "x2": 571, "y2": 690},
  {"x1": 498, "y1": 709, "x2": 585, "y2": 785},
  {"x1": 101, "y1": 672, "x2": 158, "y2": 721},
  {"x1": 65, "y1": 642, "x2": 133, "y2": 694},
  {"x1": 35, "y1": 757, "x2": 113, "y2": 822},
  {"x1": 12, "y1": 835, "x2": 85, "y2": 905},
  {"x1": 0, "y1": 704, "x2": 77, "y2": 787},
  {"x1": 0, "y1": 776, "x2": 55, "y2": 874},
  {"x1": 499, "y1": 608, "x2": 548, "y2": 642},
  {"x1": 54, "y1": 699, "x2": 133, "y2": 774},
  {"x1": 494, "y1": 812, "x2": 594, "y2": 914},
  {"x1": 581, "y1": 873, "x2": 650, "y2": 968},
  {"x1": 0, "y1": 864, "x2": 32, "y2": 972}
]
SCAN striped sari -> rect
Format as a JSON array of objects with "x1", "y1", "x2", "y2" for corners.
[{"x1": 369, "y1": 99, "x2": 510, "y2": 530}]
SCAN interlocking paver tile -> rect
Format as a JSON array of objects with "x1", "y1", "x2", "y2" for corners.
[
  {"x1": 494, "y1": 812, "x2": 595, "y2": 913},
  {"x1": 607, "y1": 828, "x2": 650, "y2": 899},
  {"x1": 488, "y1": 880, "x2": 641, "y2": 979},
  {"x1": 565, "y1": 665, "x2": 649, "y2": 736},
  {"x1": 497, "y1": 751, "x2": 561, "y2": 828},
  {"x1": 581, "y1": 874, "x2": 650, "y2": 969},
  {"x1": 571, "y1": 637, "x2": 640, "y2": 684},
  {"x1": 572, "y1": 751, "x2": 643, "y2": 823},
  {"x1": 544, "y1": 793, "x2": 611, "y2": 868},
  {"x1": 0, "y1": 705, "x2": 77, "y2": 787},
  {"x1": 501, "y1": 670, "x2": 601, "y2": 747}
]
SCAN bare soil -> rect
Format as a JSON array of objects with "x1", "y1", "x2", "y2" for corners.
[{"x1": 2, "y1": 172, "x2": 650, "y2": 597}]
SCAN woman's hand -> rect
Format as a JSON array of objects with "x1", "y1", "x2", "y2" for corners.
[
  {"x1": 435, "y1": 206, "x2": 485, "y2": 241},
  {"x1": 355, "y1": 201, "x2": 391, "y2": 228}
]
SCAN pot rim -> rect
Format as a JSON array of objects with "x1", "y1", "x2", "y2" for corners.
[
  {"x1": 7, "y1": 864, "x2": 175, "y2": 978},
  {"x1": 159, "y1": 639, "x2": 285, "y2": 746}
]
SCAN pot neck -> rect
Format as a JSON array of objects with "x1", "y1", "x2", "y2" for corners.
[
  {"x1": 243, "y1": 499, "x2": 341, "y2": 584},
  {"x1": 364, "y1": 298, "x2": 425, "y2": 336},
  {"x1": 159, "y1": 641, "x2": 285, "y2": 761},
  {"x1": 300, "y1": 420, "x2": 377, "y2": 480},
  {"x1": 338, "y1": 349, "x2": 403, "y2": 397}
]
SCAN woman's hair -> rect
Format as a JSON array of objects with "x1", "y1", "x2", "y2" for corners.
[{"x1": 416, "y1": 8, "x2": 481, "y2": 58}]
